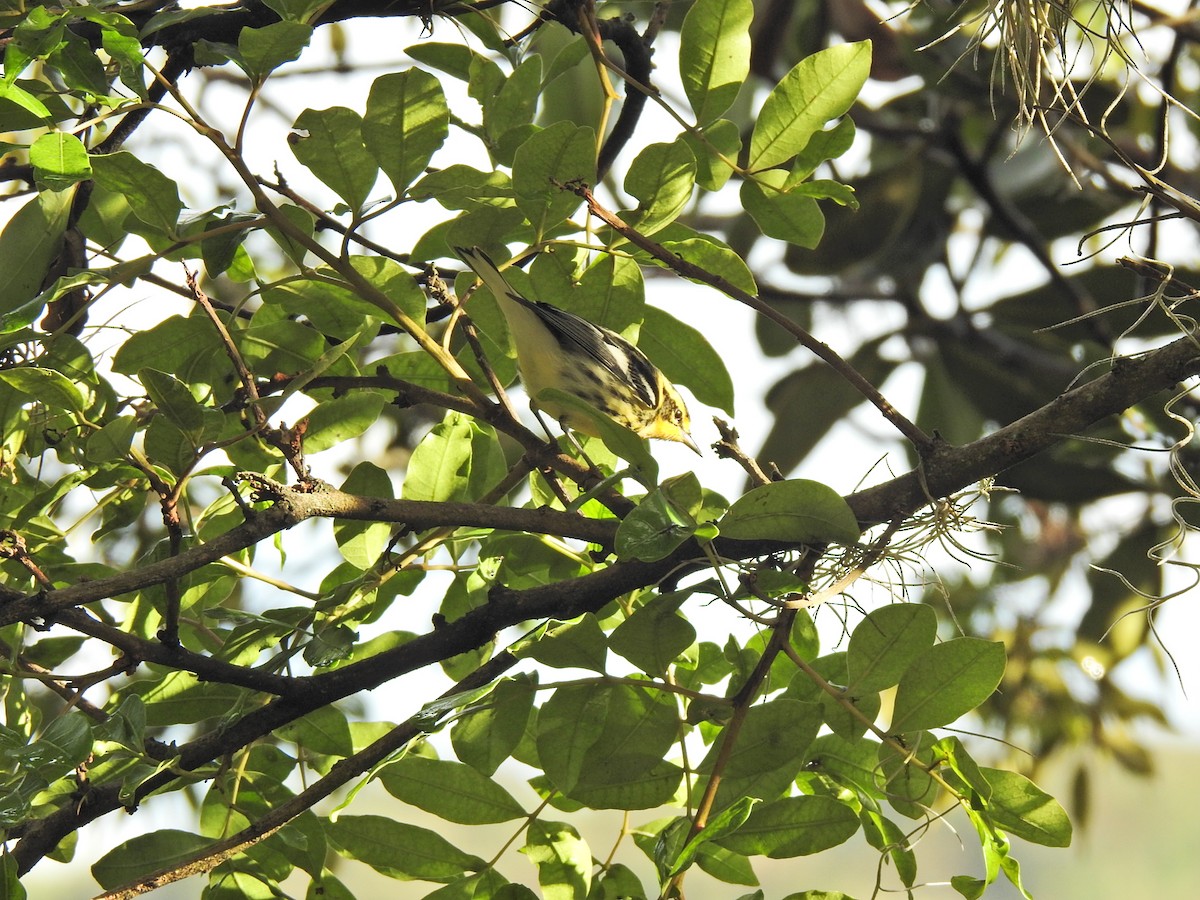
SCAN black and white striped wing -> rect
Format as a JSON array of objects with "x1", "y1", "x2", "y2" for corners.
[{"x1": 529, "y1": 301, "x2": 660, "y2": 411}]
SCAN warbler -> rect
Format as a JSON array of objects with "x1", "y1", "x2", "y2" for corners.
[{"x1": 455, "y1": 246, "x2": 699, "y2": 453}]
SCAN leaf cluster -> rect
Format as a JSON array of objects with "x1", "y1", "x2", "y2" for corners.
[{"x1": 0, "y1": 1, "x2": 1195, "y2": 898}]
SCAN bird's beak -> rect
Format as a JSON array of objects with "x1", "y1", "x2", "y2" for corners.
[{"x1": 679, "y1": 431, "x2": 703, "y2": 455}]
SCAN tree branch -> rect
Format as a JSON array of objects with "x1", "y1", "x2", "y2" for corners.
[
  {"x1": 0, "y1": 483, "x2": 619, "y2": 630},
  {"x1": 11, "y1": 314, "x2": 1200, "y2": 877}
]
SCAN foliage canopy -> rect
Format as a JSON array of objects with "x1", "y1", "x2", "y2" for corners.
[{"x1": 1, "y1": 1, "x2": 1197, "y2": 898}]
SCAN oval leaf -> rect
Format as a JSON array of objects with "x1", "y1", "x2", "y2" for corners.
[
  {"x1": 289, "y1": 106, "x2": 378, "y2": 212},
  {"x1": 748, "y1": 41, "x2": 871, "y2": 172},
  {"x1": 719, "y1": 480, "x2": 859, "y2": 544},
  {"x1": 378, "y1": 756, "x2": 525, "y2": 824},
  {"x1": 623, "y1": 141, "x2": 697, "y2": 236},
  {"x1": 512, "y1": 121, "x2": 596, "y2": 237},
  {"x1": 847, "y1": 603, "x2": 938, "y2": 693},
  {"x1": 680, "y1": 0, "x2": 754, "y2": 124},
  {"x1": 891, "y1": 638, "x2": 1006, "y2": 732},
  {"x1": 327, "y1": 815, "x2": 486, "y2": 879},
  {"x1": 715, "y1": 795, "x2": 859, "y2": 858},
  {"x1": 363, "y1": 68, "x2": 450, "y2": 194},
  {"x1": 29, "y1": 131, "x2": 91, "y2": 190}
]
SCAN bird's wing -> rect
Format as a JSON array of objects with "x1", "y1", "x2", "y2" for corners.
[{"x1": 530, "y1": 301, "x2": 660, "y2": 411}]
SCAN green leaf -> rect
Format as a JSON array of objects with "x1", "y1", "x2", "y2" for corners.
[
  {"x1": 404, "y1": 41, "x2": 480, "y2": 81},
  {"x1": 131, "y1": 672, "x2": 246, "y2": 726},
  {"x1": 806, "y1": 656, "x2": 879, "y2": 742},
  {"x1": 610, "y1": 591, "x2": 697, "y2": 676},
  {"x1": 876, "y1": 731, "x2": 938, "y2": 819},
  {"x1": 410, "y1": 164, "x2": 513, "y2": 209},
  {"x1": 140, "y1": 417, "x2": 192, "y2": 473},
  {"x1": 301, "y1": 623, "x2": 357, "y2": 667},
  {"x1": 239, "y1": 316, "x2": 324, "y2": 376},
  {"x1": 623, "y1": 141, "x2": 696, "y2": 236},
  {"x1": 694, "y1": 843, "x2": 759, "y2": 886},
  {"x1": 201, "y1": 210, "x2": 256, "y2": 277},
  {"x1": 659, "y1": 235, "x2": 757, "y2": 295},
  {"x1": 289, "y1": 106, "x2": 378, "y2": 212},
  {"x1": 846, "y1": 604, "x2": 937, "y2": 693},
  {"x1": 0, "y1": 848, "x2": 24, "y2": 897},
  {"x1": 0, "y1": 187, "x2": 72, "y2": 321},
  {"x1": 327, "y1": 815, "x2": 486, "y2": 879},
  {"x1": 92, "y1": 830, "x2": 212, "y2": 889},
  {"x1": 237, "y1": 21, "x2": 312, "y2": 81},
  {"x1": 139, "y1": 367, "x2": 206, "y2": 439},
  {"x1": 952, "y1": 875, "x2": 988, "y2": 900},
  {"x1": 402, "y1": 412, "x2": 507, "y2": 503},
  {"x1": 522, "y1": 820, "x2": 591, "y2": 900},
  {"x1": 0, "y1": 366, "x2": 85, "y2": 414},
  {"x1": 719, "y1": 480, "x2": 860, "y2": 544},
  {"x1": 91, "y1": 151, "x2": 182, "y2": 236},
  {"x1": 980, "y1": 767, "x2": 1072, "y2": 847},
  {"x1": 890, "y1": 639, "x2": 1006, "y2": 732},
  {"x1": 537, "y1": 682, "x2": 681, "y2": 808},
  {"x1": 0, "y1": 81, "x2": 52, "y2": 123},
  {"x1": 263, "y1": 277, "x2": 385, "y2": 339},
  {"x1": 6, "y1": 7, "x2": 64, "y2": 81},
  {"x1": 716, "y1": 796, "x2": 860, "y2": 858},
  {"x1": 347, "y1": 255, "x2": 426, "y2": 325},
  {"x1": 748, "y1": 41, "x2": 871, "y2": 172},
  {"x1": 363, "y1": 69, "x2": 450, "y2": 194},
  {"x1": 683, "y1": 118, "x2": 742, "y2": 191},
  {"x1": 741, "y1": 173, "x2": 825, "y2": 248},
  {"x1": 806, "y1": 733, "x2": 882, "y2": 796},
  {"x1": 515, "y1": 614, "x2": 609, "y2": 673},
  {"x1": 485, "y1": 55, "x2": 543, "y2": 146},
  {"x1": 264, "y1": 203, "x2": 314, "y2": 266},
  {"x1": 593, "y1": 863, "x2": 651, "y2": 897},
  {"x1": 537, "y1": 250, "x2": 641, "y2": 333},
  {"x1": 789, "y1": 118, "x2": 857, "y2": 184},
  {"x1": 423, "y1": 870, "x2": 527, "y2": 899},
  {"x1": 29, "y1": 711, "x2": 93, "y2": 779},
  {"x1": 98, "y1": 17, "x2": 145, "y2": 97},
  {"x1": 535, "y1": 684, "x2": 613, "y2": 796},
  {"x1": 703, "y1": 699, "x2": 822, "y2": 812},
  {"x1": 680, "y1": 0, "x2": 753, "y2": 124},
  {"x1": 277, "y1": 705, "x2": 354, "y2": 757},
  {"x1": 261, "y1": 0, "x2": 329, "y2": 22},
  {"x1": 111, "y1": 314, "x2": 213, "y2": 376},
  {"x1": 670, "y1": 796, "x2": 759, "y2": 875},
  {"x1": 29, "y1": 131, "x2": 90, "y2": 190},
  {"x1": 792, "y1": 178, "x2": 858, "y2": 207},
  {"x1": 861, "y1": 809, "x2": 917, "y2": 887},
  {"x1": 332, "y1": 461, "x2": 393, "y2": 570},
  {"x1": 641, "y1": 305, "x2": 735, "y2": 414},
  {"x1": 512, "y1": 121, "x2": 596, "y2": 237},
  {"x1": 301, "y1": 392, "x2": 387, "y2": 455},
  {"x1": 451, "y1": 674, "x2": 536, "y2": 776},
  {"x1": 615, "y1": 488, "x2": 698, "y2": 562},
  {"x1": 94, "y1": 695, "x2": 147, "y2": 752},
  {"x1": 378, "y1": 756, "x2": 525, "y2": 824}
]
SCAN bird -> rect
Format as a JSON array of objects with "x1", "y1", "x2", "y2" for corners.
[{"x1": 455, "y1": 246, "x2": 699, "y2": 453}]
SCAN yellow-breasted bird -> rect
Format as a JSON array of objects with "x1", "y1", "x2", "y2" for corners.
[{"x1": 456, "y1": 246, "x2": 699, "y2": 453}]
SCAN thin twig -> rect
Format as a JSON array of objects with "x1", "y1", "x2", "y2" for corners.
[{"x1": 566, "y1": 181, "x2": 935, "y2": 452}]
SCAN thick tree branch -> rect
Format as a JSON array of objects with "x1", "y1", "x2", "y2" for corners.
[
  {"x1": 0, "y1": 484, "x2": 619, "y2": 629},
  {"x1": 10, "y1": 318, "x2": 1200, "y2": 876},
  {"x1": 93, "y1": 650, "x2": 521, "y2": 899}
]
